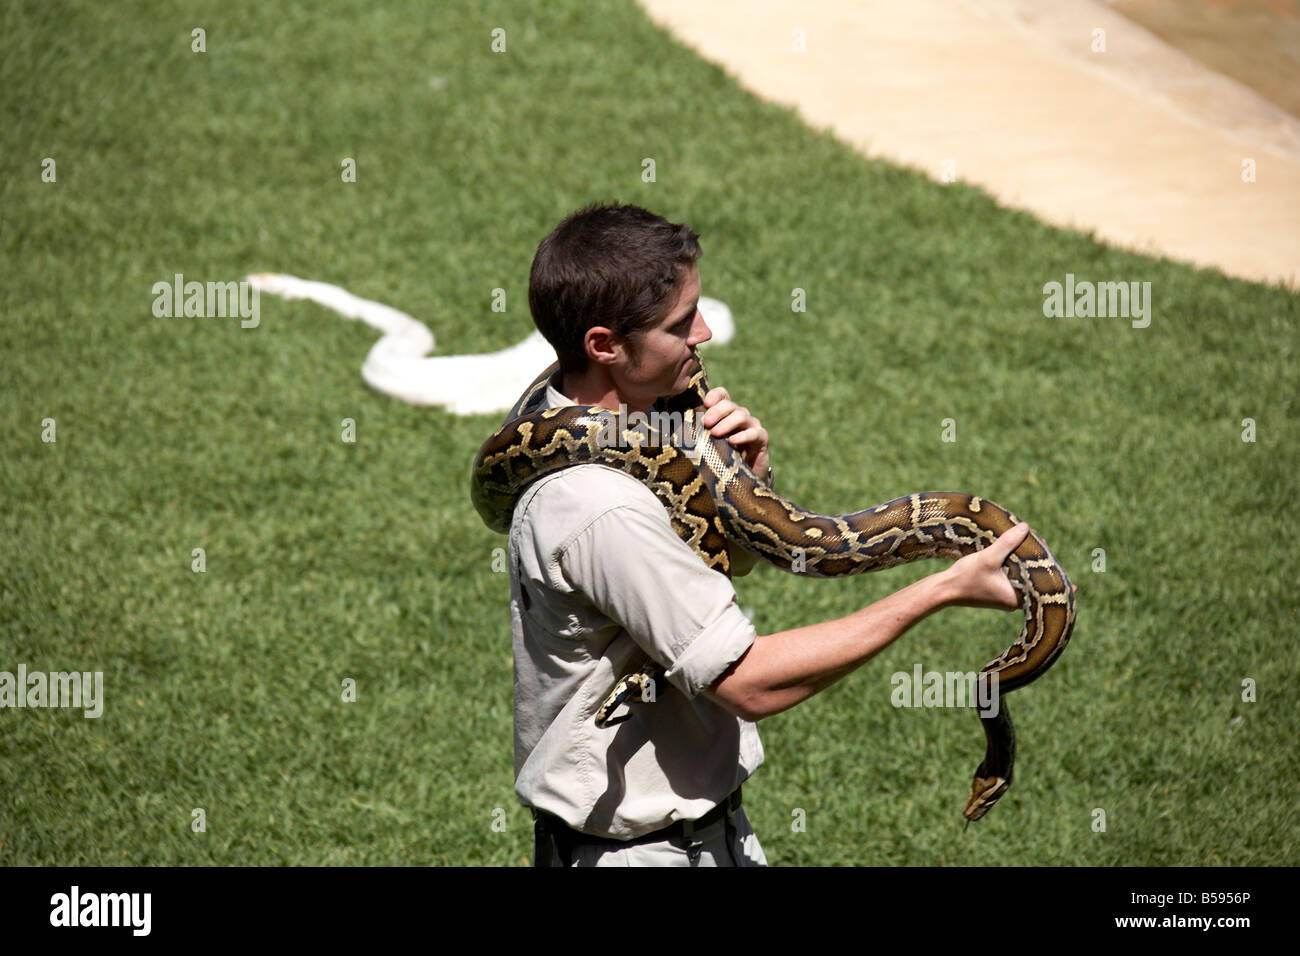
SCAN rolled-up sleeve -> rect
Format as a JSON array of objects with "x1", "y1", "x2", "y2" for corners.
[{"x1": 557, "y1": 501, "x2": 757, "y2": 699}]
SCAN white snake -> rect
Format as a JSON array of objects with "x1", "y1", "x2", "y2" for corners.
[{"x1": 243, "y1": 272, "x2": 735, "y2": 414}]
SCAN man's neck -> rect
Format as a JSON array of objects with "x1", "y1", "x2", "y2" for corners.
[{"x1": 558, "y1": 369, "x2": 651, "y2": 415}]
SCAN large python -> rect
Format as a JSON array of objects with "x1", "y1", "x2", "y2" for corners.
[{"x1": 471, "y1": 351, "x2": 1076, "y2": 822}]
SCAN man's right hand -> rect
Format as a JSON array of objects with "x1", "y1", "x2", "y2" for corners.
[{"x1": 940, "y1": 522, "x2": 1031, "y2": 611}]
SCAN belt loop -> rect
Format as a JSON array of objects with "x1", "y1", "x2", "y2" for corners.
[{"x1": 681, "y1": 818, "x2": 703, "y2": 865}]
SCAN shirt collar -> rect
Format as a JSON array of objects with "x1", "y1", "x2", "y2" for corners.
[{"x1": 544, "y1": 369, "x2": 574, "y2": 409}]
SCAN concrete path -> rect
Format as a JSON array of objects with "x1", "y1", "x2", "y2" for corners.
[{"x1": 638, "y1": 0, "x2": 1299, "y2": 288}]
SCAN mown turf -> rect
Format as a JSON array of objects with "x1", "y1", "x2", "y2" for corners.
[{"x1": 1, "y1": 0, "x2": 1296, "y2": 866}]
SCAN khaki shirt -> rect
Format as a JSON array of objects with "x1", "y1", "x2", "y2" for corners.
[{"x1": 509, "y1": 376, "x2": 765, "y2": 839}]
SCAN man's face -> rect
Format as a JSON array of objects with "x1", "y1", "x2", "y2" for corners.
[{"x1": 615, "y1": 263, "x2": 712, "y2": 406}]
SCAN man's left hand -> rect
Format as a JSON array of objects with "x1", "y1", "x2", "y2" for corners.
[{"x1": 700, "y1": 387, "x2": 771, "y2": 479}]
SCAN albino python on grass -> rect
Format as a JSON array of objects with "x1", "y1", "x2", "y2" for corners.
[{"x1": 471, "y1": 351, "x2": 1077, "y2": 822}]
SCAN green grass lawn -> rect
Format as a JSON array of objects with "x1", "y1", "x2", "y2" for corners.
[{"x1": 2, "y1": 0, "x2": 1296, "y2": 866}]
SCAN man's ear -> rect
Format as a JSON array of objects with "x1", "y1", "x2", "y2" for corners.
[{"x1": 583, "y1": 326, "x2": 620, "y2": 366}]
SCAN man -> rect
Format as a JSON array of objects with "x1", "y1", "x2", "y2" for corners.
[{"x1": 510, "y1": 201, "x2": 1042, "y2": 866}]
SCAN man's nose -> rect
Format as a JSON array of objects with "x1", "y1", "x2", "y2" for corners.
[{"x1": 688, "y1": 309, "x2": 712, "y2": 346}]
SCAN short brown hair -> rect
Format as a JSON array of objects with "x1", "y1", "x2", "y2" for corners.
[{"x1": 528, "y1": 201, "x2": 702, "y2": 376}]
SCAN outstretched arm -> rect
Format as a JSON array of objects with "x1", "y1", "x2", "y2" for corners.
[{"x1": 705, "y1": 522, "x2": 1074, "y2": 721}]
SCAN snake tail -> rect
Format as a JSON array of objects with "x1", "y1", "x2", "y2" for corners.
[{"x1": 963, "y1": 704, "x2": 1016, "y2": 822}]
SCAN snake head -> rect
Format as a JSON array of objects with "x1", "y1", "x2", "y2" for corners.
[{"x1": 962, "y1": 774, "x2": 1010, "y2": 822}]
